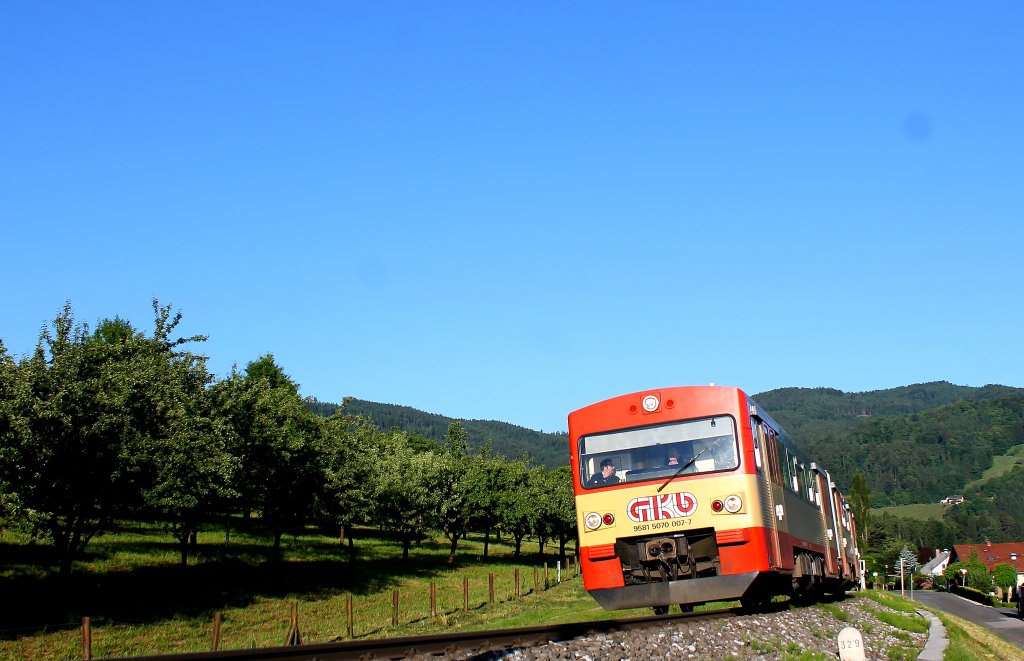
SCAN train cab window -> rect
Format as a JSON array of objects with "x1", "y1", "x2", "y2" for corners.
[{"x1": 578, "y1": 417, "x2": 739, "y2": 488}]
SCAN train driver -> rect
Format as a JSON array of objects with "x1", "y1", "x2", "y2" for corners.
[{"x1": 589, "y1": 458, "x2": 619, "y2": 486}]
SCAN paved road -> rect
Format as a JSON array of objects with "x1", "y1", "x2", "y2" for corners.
[{"x1": 909, "y1": 589, "x2": 1024, "y2": 651}]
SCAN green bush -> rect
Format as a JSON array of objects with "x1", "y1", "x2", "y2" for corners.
[{"x1": 950, "y1": 584, "x2": 998, "y2": 607}]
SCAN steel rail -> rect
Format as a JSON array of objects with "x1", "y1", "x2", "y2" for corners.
[{"x1": 104, "y1": 608, "x2": 739, "y2": 661}]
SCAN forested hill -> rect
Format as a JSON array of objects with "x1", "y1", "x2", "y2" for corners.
[
  {"x1": 754, "y1": 382, "x2": 1024, "y2": 506},
  {"x1": 307, "y1": 398, "x2": 568, "y2": 469},
  {"x1": 752, "y1": 381, "x2": 1024, "y2": 443}
]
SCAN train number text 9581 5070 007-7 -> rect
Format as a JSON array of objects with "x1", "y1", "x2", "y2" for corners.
[{"x1": 633, "y1": 518, "x2": 692, "y2": 533}]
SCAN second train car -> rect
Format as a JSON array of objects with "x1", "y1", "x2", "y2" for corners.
[{"x1": 569, "y1": 385, "x2": 860, "y2": 613}]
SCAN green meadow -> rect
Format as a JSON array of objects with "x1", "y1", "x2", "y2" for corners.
[{"x1": 0, "y1": 520, "x2": 616, "y2": 659}]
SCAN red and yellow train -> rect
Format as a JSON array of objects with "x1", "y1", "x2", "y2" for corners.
[{"x1": 569, "y1": 385, "x2": 860, "y2": 613}]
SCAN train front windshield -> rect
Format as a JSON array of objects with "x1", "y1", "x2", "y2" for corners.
[{"x1": 579, "y1": 417, "x2": 738, "y2": 488}]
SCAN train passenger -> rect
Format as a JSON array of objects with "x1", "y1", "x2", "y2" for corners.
[
  {"x1": 589, "y1": 458, "x2": 619, "y2": 486},
  {"x1": 665, "y1": 446, "x2": 681, "y2": 466}
]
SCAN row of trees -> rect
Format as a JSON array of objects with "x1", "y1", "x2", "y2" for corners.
[{"x1": 0, "y1": 302, "x2": 576, "y2": 576}]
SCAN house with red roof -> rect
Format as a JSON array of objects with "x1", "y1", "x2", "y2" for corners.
[{"x1": 950, "y1": 540, "x2": 1024, "y2": 590}]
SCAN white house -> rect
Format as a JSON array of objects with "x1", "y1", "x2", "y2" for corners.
[{"x1": 919, "y1": 549, "x2": 951, "y2": 577}]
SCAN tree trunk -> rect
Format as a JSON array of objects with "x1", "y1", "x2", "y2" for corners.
[
  {"x1": 483, "y1": 526, "x2": 491, "y2": 557},
  {"x1": 59, "y1": 553, "x2": 74, "y2": 577},
  {"x1": 180, "y1": 536, "x2": 189, "y2": 565},
  {"x1": 402, "y1": 536, "x2": 411, "y2": 561},
  {"x1": 447, "y1": 534, "x2": 460, "y2": 565}
]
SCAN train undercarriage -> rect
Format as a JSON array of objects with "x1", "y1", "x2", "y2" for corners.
[{"x1": 589, "y1": 528, "x2": 850, "y2": 614}]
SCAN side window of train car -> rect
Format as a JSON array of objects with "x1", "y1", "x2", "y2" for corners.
[
  {"x1": 766, "y1": 426, "x2": 783, "y2": 485},
  {"x1": 750, "y1": 417, "x2": 763, "y2": 471}
]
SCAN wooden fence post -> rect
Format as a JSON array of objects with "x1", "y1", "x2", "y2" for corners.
[
  {"x1": 346, "y1": 593, "x2": 354, "y2": 639},
  {"x1": 544, "y1": 562, "x2": 549, "y2": 590},
  {"x1": 211, "y1": 611, "x2": 222, "y2": 651},
  {"x1": 285, "y1": 600, "x2": 302, "y2": 646},
  {"x1": 463, "y1": 576, "x2": 469, "y2": 612},
  {"x1": 82, "y1": 617, "x2": 92, "y2": 661},
  {"x1": 515, "y1": 568, "x2": 520, "y2": 600},
  {"x1": 430, "y1": 581, "x2": 436, "y2": 617},
  {"x1": 488, "y1": 573, "x2": 494, "y2": 604},
  {"x1": 391, "y1": 589, "x2": 399, "y2": 626},
  {"x1": 533, "y1": 566, "x2": 538, "y2": 594}
]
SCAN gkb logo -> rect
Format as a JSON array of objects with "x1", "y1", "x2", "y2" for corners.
[{"x1": 627, "y1": 492, "x2": 698, "y2": 522}]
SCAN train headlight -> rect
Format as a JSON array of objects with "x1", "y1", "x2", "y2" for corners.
[
  {"x1": 585, "y1": 512, "x2": 602, "y2": 530},
  {"x1": 724, "y1": 495, "x2": 743, "y2": 513},
  {"x1": 602, "y1": 513, "x2": 615, "y2": 526},
  {"x1": 711, "y1": 499, "x2": 724, "y2": 512},
  {"x1": 642, "y1": 395, "x2": 659, "y2": 412}
]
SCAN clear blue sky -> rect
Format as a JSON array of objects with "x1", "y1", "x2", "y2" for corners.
[{"x1": 2, "y1": 4, "x2": 1022, "y2": 433}]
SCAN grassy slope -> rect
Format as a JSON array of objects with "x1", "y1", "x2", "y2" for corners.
[
  {"x1": 964, "y1": 443, "x2": 1024, "y2": 491},
  {"x1": 871, "y1": 443, "x2": 1024, "y2": 521},
  {"x1": 0, "y1": 522, "x2": 612, "y2": 659}
]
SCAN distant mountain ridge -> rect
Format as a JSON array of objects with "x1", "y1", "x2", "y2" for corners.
[
  {"x1": 306, "y1": 398, "x2": 568, "y2": 469},
  {"x1": 753, "y1": 381, "x2": 1024, "y2": 506},
  {"x1": 752, "y1": 381, "x2": 1024, "y2": 443}
]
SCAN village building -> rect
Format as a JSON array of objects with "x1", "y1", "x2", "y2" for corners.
[
  {"x1": 950, "y1": 540, "x2": 1024, "y2": 592},
  {"x1": 919, "y1": 549, "x2": 951, "y2": 578}
]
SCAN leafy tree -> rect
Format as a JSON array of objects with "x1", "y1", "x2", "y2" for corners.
[
  {"x1": 992, "y1": 562, "x2": 1017, "y2": 599},
  {"x1": 944, "y1": 561, "x2": 967, "y2": 588},
  {"x1": 125, "y1": 304, "x2": 237, "y2": 564},
  {"x1": 962, "y1": 551, "x2": 992, "y2": 591},
  {"x1": 498, "y1": 459, "x2": 536, "y2": 557},
  {"x1": 242, "y1": 353, "x2": 299, "y2": 395},
  {"x1": 428, "y1": 422, "x2": 475, "y2": 564},
  {"x1": 848, "y1": 473, "x2": 871, "y2": 553},
  {"x1": 529, "y1": 467, "x2": 555, "y2": 558},
  {"x1": 0, "y1": 340, "x2": 18, "y2": 533},
  {"x1": 1, "y1": 301, "x2": 208, "y2": 574},
  {"x1": 464, "y1": 446, "x2": 508, "y2": 558},
  {"x1": 213, "y1": 355, "x2": 323, "y2": 556},
  {"x1": 369, "y1": 429, "x2": 439, "y2": 561},
  {"x1": 142, "y1": 410, "x2": 238, "y2": 564},
  {"x1": 544, "y1": 465, "x2": 577, "y2": 560},
  {"x1": 317, "y1": 403, "x2": 378, "y2": 563}
]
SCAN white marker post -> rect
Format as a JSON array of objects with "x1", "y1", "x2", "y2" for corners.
[{"x1": 837, "y1": 626, "x2": 866, "y2": 661}]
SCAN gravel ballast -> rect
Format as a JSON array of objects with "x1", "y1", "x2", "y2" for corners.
[{"x1": 473, "y1": 596, "x2": 929, "y2": 660}]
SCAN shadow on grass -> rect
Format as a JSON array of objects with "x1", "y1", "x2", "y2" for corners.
[{"x1": 0, "y1": 528, "x2": 574, "y2": 638}]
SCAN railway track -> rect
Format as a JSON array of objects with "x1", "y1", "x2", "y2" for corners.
[{"x1": 107, "y1": 607, "x2": 744, "y2": 661}]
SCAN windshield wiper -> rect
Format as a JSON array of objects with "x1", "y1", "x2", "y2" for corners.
[{"x1": 657, "y1": 446, "x2": 707, "y2": 493}]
